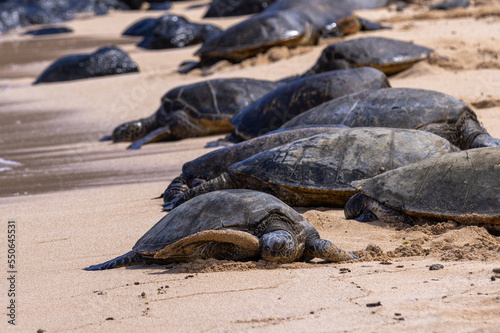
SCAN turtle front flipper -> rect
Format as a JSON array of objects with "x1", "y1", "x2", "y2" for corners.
[
  {"x1": 302, "y1": 222, "x2": 357, "y2": 262},
  {"x1": 127, "y1": 126, "x2": 174, "y2": 149},
  {"x1": 84, "y1": 251, "x2": 144, "y2": 271},
  {"x1": 154, "y1": 230, "x2": 260, "y2": 261},
  {"x1": 344, "y1": 193, "x2": 413, "y2": 225},
  {"x1": 305, "y1": 239, "x2": 358, "y2": 262}
]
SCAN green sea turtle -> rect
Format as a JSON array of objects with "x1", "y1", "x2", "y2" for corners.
[
  {"x1": 345, "y1": 147, "x2": 500, "y2": 234},
  {"x1": 101, "y1": 78, "x2": 282, "y2": 149},
  {"x1": 84, "y1": 190, "x2": 356, "y2": 270},
  {"x1": 165, "y1": 128, "x2": 459, "y2": 210},
  {"x1": 303, "y1": 37, "x2": 434, "y2": 76},
  {"x1": 193, "y1": 0, "x2": 363, "y2": 66},
  {"x1": 162, "y1": 125, "x2": 348, "y2": 206},
  {"x1": 229, "y1": 67, "x2": 390, "y2": 142},
  {"x1": 281, "y1": 88, "x2": 500, "y2": 150}
]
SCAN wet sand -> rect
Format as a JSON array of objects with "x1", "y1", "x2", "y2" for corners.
[{"x1": 0, "y1": 0, "x2": 499, "y2": 332}]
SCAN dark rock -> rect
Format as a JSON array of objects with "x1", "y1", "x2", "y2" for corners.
[
  {"x1": 204, "y1": 0, "x2": 278, "y2": 18},
  {"x1": 34, "y1": 46, "x2": 139, "y2": 84},
  {"x1": 429, "y1": 264, "x2": 444, "y2": 271}
]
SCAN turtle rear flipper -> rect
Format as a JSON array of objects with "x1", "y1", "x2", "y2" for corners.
[
  {"x1": 155, "y1": 230, "x2": 260, "y2": 261},
  {"x1": 84, "y1": 251, "x2": 144, "y2": 271},
  {"x1": 163, "y1": 172, "x2": 237, "y2": 211},
  {"x1": 99, "y1": 135, "x2": 113, "y2": 141}
]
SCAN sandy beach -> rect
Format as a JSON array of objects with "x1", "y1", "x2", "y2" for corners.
[{"x1": 1, "y1": 0, "x2": 500, "y2": 331}]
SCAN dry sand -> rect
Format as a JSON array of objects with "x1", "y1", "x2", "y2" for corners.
[{"x1": 0, "y1": 0, "x2": 499, "y2": 332}]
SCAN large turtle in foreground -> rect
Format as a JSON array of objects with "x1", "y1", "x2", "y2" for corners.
[
  {"x1": 84, "y1": 190, "x2": 356, "y2": 270},
  {"x1": 229, "y1": 67, "x2": 390, "y2": 142},
  {"x1": 281, "y1": 88, "x2": 500, "y2": 150},
  {"x1": 165, "y1": 128, "x2": 459, "y2": 210},
  {"x1": 101, "y1": 78, "x2": 282, "y2": 149},
  {"x1": 162, "y1": 125, "x2": 348, "y2": 206},
  {"x1": 303, "y1": 37, "x2": 434, "y2": 76},
  {"x1": 345, "y1": 147, "x2": 500, "y2": 233}
]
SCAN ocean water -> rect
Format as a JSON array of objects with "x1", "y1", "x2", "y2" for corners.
[{"x1": 0, "y1": 158, "x2": 22, "y2": 172}]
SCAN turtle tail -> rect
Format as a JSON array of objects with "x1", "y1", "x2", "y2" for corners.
[
  {"x1": 162, "y1": 172, "x2": 236, "y2": 211},
  {"x1": 84, "y1": 251, "x2": 144, "y2": 271}
]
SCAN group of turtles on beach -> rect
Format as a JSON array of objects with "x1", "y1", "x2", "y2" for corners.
[{"x1": 77, "y1": 0, "x2": 500, "y2": 270}]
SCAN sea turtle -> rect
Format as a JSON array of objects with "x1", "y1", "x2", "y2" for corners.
[
  {"x1": 345, "y1": 147, "x2": 500, "y2": 234},
  {"x1": 102, "y1": 78, "x2": 282, "y2": 149},
  {"x1": 131, "y1": 14, "x2": 222, "y2": 49},
  {"x1": 34, "y1": 46, "x2": 139, "y2": 84},
  {"x1": 194, "y1": 0, "x2": 363, "y2": 66},
  {"x1": 165, "y1": 128, "x2": 459, "y2": 210},
  {"x1": 204, "y1": 0, "x2": 278, "y2": 17},
  {"x1": 162, "y1": 125, "x2": 348, "y2": 206},
  {"x1": 280, "y1": 88, "x2": 500, "y2": 150},
  {"x1": 303, "y1": 37, "x2": 434, "y2": 76},
  {"x1": 229, "y1": 67, "x2": 390, "y2": 142},
  {"x1": 84, "y1": 189, "x2": 356, "y2": 270}
]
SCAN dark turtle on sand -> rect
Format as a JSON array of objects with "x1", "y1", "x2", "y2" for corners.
[
  {"x1": 34, "y1": 46, "x2": 139, "y2": 84},
  {"x1": 194, "y1": 0, "x2": 363, "y2": 66},
  {"x1": 165, "y1": 128, "x2": 459, "y2": 210},
  {"x1": 345, "y1": 147, "x2": 500, "y2": 233},
  {"x1": 162, "y1": 125, "x2": 348, "y2": 206},
  {"x1": 84, "y1": 190, "x2": 356, "y2": 270},
  {"x1": 281, "y1": 88, "x2": 500, "y2": 150},
  {"x1": 304, "y1": 37, "x2": 434, "y2": 76},
  {"x1": 229, "y1": 67, "x2": 390, "y2": 142},
  {"x1": 102, "y1": 78, "x2": 282, "y2": 149}
]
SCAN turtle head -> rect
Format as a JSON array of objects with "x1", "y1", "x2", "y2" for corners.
[
  {"x1": 259, "y1": 230, "x2": 298, "y2": 263},
  {"x1": 111, "y1": 119, "x2": 149, "y2": 142}
]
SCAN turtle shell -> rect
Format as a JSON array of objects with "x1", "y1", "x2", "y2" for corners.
[
  {"x1": 352, "y1": 147, "x2": 500, "y2": 225},
  {"x1": 307, "y1": 37, "x2": 434, "y2": 76},
  {"x1": 281, "y1": 88, "x2": 480, "y2": 149},
  {"x1": 231, "y1": 67, "x2": 390, "y2": 140},
  {"x1": 158, "y1": 78, "x2": 282, "y2": 128},
  {"x1": 133, "y1": 189, "x2": 305, "y2": 255},
  {"x1": 228, "y1": 128, "x2": 458, "y2": 206},
  {"x1": 182, "y1": 126, "x2": 346, "y2": 181}
]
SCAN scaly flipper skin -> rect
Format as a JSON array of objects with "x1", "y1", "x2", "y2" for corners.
[
  {"x1": 303, "y1": 224, "x2": 358, "y2": 261},
  {"x1": 127, "y1": 126, "x2": 173, "y2": 149},
  {"x1": 84, "y1": 251, "x2": 144, "y2": 271}
]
